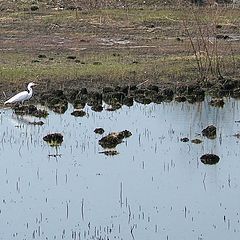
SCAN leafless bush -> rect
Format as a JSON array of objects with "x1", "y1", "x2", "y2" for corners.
[{"x1": 183, "y1": 5, "x2": 236, "y2": 81}]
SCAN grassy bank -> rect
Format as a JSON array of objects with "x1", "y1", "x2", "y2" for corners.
[{"x1": 0, "y1": 2, "x2": 239, "y2": 91}]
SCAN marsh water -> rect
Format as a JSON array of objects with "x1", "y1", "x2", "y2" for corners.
[{"x1": 1, "y1": 97, "x2": 240, "y2": 240}]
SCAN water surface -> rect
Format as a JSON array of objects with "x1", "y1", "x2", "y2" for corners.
[{"x1": 0, "y1": 97, "x2": 240, "y2": 240}]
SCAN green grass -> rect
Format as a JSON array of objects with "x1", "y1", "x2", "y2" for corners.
[
  {"x1": 1, "y1": 47, "x2": 239, "y2": 83},
  {"x1": 0, "y1": 52, "x2": 141, "y2": 82},
  {"x1": 0, "y1": 51, "x2": 204, "y2": 83},
  {"x1": 3, "y1": 6, "x2": 239, "y2": 25},
  {"x1": 1, "y1": 52, "x2": 239, "y2": 87}
]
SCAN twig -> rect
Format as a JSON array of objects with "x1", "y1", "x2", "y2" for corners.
[
  {"x1": 194, "y1": 13, "x2": 214, "y2": 76},
  {"x1": 182, "y1": 18, "x2": 203, "y2": 79},
  {"x1": 136, "y1": 80, "x2": 149, "y2": 87},
  {"x1": 2, "y1": 91, "x2": 6, "y2": 98}
]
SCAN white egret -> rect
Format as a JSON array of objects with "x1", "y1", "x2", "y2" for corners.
[{"x1": 4, "y1": 82, "x2": 36, "y2": 105}]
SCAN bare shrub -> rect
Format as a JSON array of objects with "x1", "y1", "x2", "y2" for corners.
[{"x1": 182, "y1": 5, "x2": 237, "y2": 81}]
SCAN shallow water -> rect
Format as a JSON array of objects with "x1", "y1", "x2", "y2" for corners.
[{"x1": 1, "y1": 97, "x2": 240, "y2": 240}]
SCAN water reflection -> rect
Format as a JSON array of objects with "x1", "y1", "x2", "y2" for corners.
[{"x1": 0, "y1": 97, "x2": 240, "y2": 239}]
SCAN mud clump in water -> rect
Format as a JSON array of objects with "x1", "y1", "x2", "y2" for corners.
[
  {"x1": 40, "y1": 90, "x2": 68, "y2": 114},
  {"x1": 233, "y1": 133, "x2": 240, "y2": 138},
  {"x1": 30, "y1": 120, "x2": 44, "y2": 125},
  {"x1": 13, "y1": 104, "x2": 49, "y2": 118},
  {"x1": 231, "y1": 88, "x2": 240, "y2": 98},
  {"x1": 106, "y1": 103, "x2": 122, "y2": 111},
  {"x1": 73, "y1": 100, "x2": 86, "y2": 109},
  {"x1": 91, "y1": 105, "x2": 103, "y2": 112},
  {"x1": 191, "y1": 139, "x2": 202, "y2": 144},
  {"x1": 99, "y1": 133, "x2": 123, "y2": 148},
  {"x1": 71, "y1": 110, "x2": 86, "y2": 117},
  {"x1": 37, "y1": 82, "x2": 208, "y2": 116},
  {"x1": 180, "y1": 137, "x2": 189, "y2": 142},
  {"x1": 134, "y1": 95, "x2": 152, "y2": 105},
  {"x1": 99, "y1": 130, "x2": 132, "y2": 148},
  {"x1": 103, "y1": 91, "x2": 125, "y2": 110},
  {"x1": 86, "y1": 91, "x2": 103, "y2": 112},
  {"x1": 176, "y1": 84, "x2": 205, "y2": 103},
  {"x1": 123, "y1": 97, "x2": 134, "y2": 107},
  {"x1": 175, "y1": 96, "x2": 187, "y2": 102},
  {"x1": 132, "y1": 86, "x2": 158, "y2": 104},
  {"x1": 162, "y1": 88, "x2": 174, "y2": 101},
  {"x1": 152, "y1": 94, "x2": 164, "y2": 104},
  {"x1": 99, "y1": 150, "x2": 119, "y2": 156},
  {"x1": 66, "y1": 88, "x2": 88, "y2": 109},
  {"x1": 209, "y1": 98, "x2": 224, "y2": 107},
  {"x1": 104, "y1": 88, "x2": 130, "y2": 109},
  {"x1": 202, "y1": 125, "x2": 216, "y2": 139},
  {"x1": 103, "y1": 91, "x2": 125, "y2": 104},
  {"x1": 200, "y1": 154, "x2": 220, "y2": 165},
  {"x1": 43, "y1": 133, "x2": 63, "y2": 146},
  {"x1": 94, "y1": 128, "x2": 105, "y2": 134},
  {"x1": 221, "y1": 79, "x2": 238, "y2": 92},
  {"x1": 118, "y1": 130, "x2": 132, "y2": 138},
  {"x1": 87, "y1": 91, "x2": 102, "y2": 106}
]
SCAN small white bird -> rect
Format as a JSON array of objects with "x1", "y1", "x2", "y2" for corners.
[{"x1": 4, "y1": 82, "x2": 36, "y2": 105}]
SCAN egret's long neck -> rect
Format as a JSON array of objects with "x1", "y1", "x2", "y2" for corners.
[{"x1": 27, "y1": 86, "x2": 33, "y2": 96}]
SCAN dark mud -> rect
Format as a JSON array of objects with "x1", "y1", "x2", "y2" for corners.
[
  {"x1": 99, "y1": 130, "x2": 132, "y2": 149},
  {"x1": 43, "y1": 133, "x2": 63, "y2": 146},
  {"x1": 209, "y1": 98, "x2": 225, "y2": 107},
  {"x1": 200, "y1": 154, "x2": 220, "y2": 165},
  {"x1": 71, "y1": 110, "x2": 86, "y2": 117},
  {"x1": 180, "y1": 137, "x2": 189, "y2": 142},
  {"x1": 2, "y1": 73, "x2": 240, "y2": 110},
  {"x1": 191, "y1": 139, "x2": 202, "y2": 144},
  {"x1": 94, "y1": 128, "x2": 105, "y2": 135},
  {"x1": 99, "y1": 150, "x2": 119, "y2": 156},
  {"x1": 233, "y1": 133, "x2": 240, "y2": 138},
  {"x1": 202, "y1": 125, "x2": 217, "y2": 139},
  {"x1": 40, "y1": 90, "x2": 68, "y2": 114},
  {"x1": 29, "y1": 120, "x2": 44, "y2": 126},
  {"x1": 13, "y1": 104, "x2": 49, "y2": 118},
  {"x1": 31, "y1": 82, "x2": 209, "y2": 113}
]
